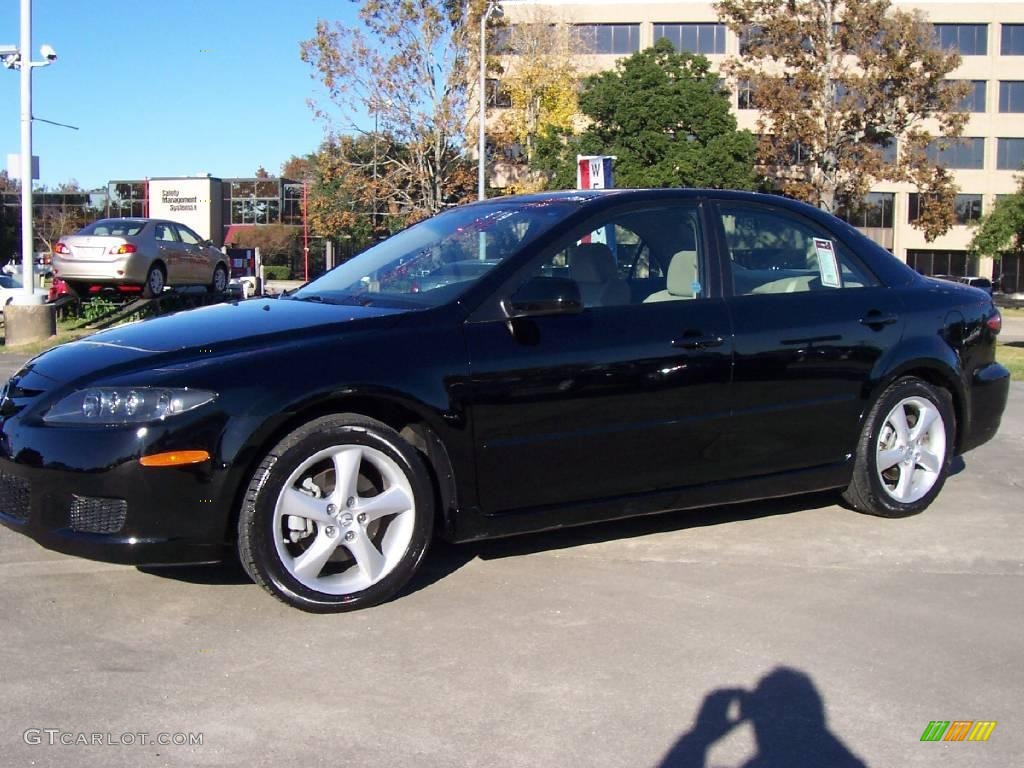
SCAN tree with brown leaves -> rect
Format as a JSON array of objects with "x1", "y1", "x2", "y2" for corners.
[
  {"x1": 301, "y1": 0, "x2": 485, "y2": 220},
  {"x1": 716, "y1": 0, "x2": 968, "y2": 240}
]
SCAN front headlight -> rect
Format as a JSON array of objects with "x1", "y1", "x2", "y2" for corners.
[{"x1": 43, "y1": 387, "x2": 217, "y2": 425}]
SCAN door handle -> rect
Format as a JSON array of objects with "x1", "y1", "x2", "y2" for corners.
[
  {"x1": 859, "y1": 310, "x2": 899, "y2": 329},
  {"x1": 673, "y1": 332, "x2": 725, "y2": 350}
]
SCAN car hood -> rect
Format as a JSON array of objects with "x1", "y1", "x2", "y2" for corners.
[{"x1": 24, "y1": 298, "x2": 406, "y2": 384}]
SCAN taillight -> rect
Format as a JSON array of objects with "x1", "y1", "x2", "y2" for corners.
[
  {"x1": 53, "y1": 242, "x2": 69, "y2": 254},
  {"x1": 109, "y1": 244, "x2": 137, "y2": 255},
  {"x1": 986, "y1": 309, "x2": 1002, "y2": 335}
]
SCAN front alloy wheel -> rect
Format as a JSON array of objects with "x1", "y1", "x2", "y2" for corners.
[
  {"x1": 843, "y1": 377, "x2": 954, "y2": 517},
  {"x1": 238, "y1": 414, "x2": 434, "y2": 612}
]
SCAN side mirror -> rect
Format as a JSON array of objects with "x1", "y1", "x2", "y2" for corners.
[{"x1": 503, "y1": 276, "x2": 583, "y2": 318}]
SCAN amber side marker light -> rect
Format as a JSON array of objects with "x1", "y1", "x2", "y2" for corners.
[{"x1": 139, "y1": 450, "x2": 210, "y2": 467}]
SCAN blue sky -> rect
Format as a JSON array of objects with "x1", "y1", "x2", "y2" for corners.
[{"x1": 0, "y1": 0, "x2": 361, "y2": 189}]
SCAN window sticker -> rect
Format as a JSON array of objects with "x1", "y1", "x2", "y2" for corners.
[
  {"x1": 813, "y1": 238, "x2": 842, "y2": 288},
  {"x1": 691, "y1": 280, "x2": 702, "y2": 295}
]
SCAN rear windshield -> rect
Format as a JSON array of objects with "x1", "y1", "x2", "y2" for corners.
[{"x1": 77, "y1": 220, "x2": 146, "y2": 237}]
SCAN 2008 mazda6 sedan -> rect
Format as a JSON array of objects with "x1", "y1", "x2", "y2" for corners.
[{"x1": 0, "y1": 190, "x2": 1010, "y2": 612}]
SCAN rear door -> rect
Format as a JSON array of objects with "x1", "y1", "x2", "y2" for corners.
[
  {"x1": 151, "y1": 222, "x2": 187, "y2": 283},
  {"x1": 711, "y1": 199, "x2": 904, "y2": 477},
  {"x1": 463, "y1": 199, "x2": 736, "y2": 514}
]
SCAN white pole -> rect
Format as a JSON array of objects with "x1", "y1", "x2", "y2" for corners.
[
  {"x1": 477, "y1": 6, "x2": 488, "y2": 201},
  {"x1": 19, "y1": 0, "x2": 34, "y2": 299}
]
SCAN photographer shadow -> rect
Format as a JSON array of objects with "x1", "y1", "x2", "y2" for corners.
[{"x1": 659, "y1": 667, "x2": 867, "y2": 768}]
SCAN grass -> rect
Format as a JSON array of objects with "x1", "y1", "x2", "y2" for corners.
[{"x1": 997, "y1": 343, "x2": 1024, "y2": 380}]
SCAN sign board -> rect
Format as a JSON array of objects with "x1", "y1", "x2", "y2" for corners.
[
  {"x1": 6, "y1": 154, "x2": 39, "y2": 180},
  {"x1": 577, "y1": 155, "x2": 615, "y2": 190},
  {"x1": 814, "y1": 238, "x2": 842, "y2": 288},
  {"x1": 147, "y1": 177, "x2": 220, "y2": 243}
]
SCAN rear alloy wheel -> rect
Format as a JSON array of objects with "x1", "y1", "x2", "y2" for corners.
[
  {"x1": 843, "y1": 377, "x2": 954, "y2": 517},
  {"x1": 142, "y1": 264, "x2": 166, "y2": 298},
  {"x1": 209, "y1": 264, "x2": 228, "y2": 294},
  {"x1": 238, "y1": 414, "x2": 434, "y2": 612}
]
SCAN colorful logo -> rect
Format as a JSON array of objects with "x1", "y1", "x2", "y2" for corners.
[{"x1": 920, "y1": 721, "x2": 997, "y2": 742}]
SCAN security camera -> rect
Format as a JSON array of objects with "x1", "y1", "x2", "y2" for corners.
[{"x1": 40, "y1": 44, "x2": 57, "y2": 61}]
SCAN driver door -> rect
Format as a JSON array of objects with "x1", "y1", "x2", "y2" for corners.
[{"x1": 463, "y1": 200, "x2": 735, "y2": 515}]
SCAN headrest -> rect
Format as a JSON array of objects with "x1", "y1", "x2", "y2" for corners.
[
  {"x1": 666, "y1": 250, "x2": 699, "y2": 297},
  {"x1": 569, "y1": 243, "x2": 617, "y2": 283}
]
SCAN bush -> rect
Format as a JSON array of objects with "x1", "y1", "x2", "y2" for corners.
[{"x1": 262, "y1": 265, "x2": 292, "y2": 281}]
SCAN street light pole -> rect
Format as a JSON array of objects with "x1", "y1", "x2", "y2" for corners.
[
  {"x1": 19, "y1": 0, "x2": 35, "y2": 300},
  {"x1": 2, "y1": 0, "x2": 57, "y2": 303},
  {"x1": 478, "y1": 1, "x2": 502, "y2": 201}
]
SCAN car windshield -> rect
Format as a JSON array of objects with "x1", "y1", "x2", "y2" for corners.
[
  {"x1": 77, "y1": 220, "x2": 147, "y2": 237},
  {"x1": 289, "y1": 201, "x2": 574, "y2": 309}
]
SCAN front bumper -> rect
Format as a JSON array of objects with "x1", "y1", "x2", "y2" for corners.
[
  {"x1": 0, "y1": 414, "x2": 234, "y2": 566},
  {"x1": 960, "y1": 361, "x2": 1011, "y2": 453}
]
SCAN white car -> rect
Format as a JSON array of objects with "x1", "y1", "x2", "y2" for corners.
[{"x1": 0, "y1": 274, "x2": 49, "y2": 312}]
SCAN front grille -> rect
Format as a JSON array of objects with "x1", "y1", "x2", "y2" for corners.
[
  {"x1": 0, "y1": 471, "x2": 31, "y2": 521},
  {"x1": 70, "y1": 495, "x2": 127, "y2": 534}
]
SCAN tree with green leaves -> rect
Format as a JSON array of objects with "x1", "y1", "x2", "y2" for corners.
[
  {"x1": 969, "y1": 177, "x2": 1024, "y2": 284},
  {"x1": 716, "y1": 0, "x2": 967, "y2": 240},
  {"x1": 301, "y1": 0, "x2": 485, "y2": 218},
  {"x1": 532, "y1": 39, "x2": 757, "y2": 191}
]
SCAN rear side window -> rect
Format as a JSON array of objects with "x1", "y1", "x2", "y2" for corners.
[
  {"x1": 153, "y1": 223, "x2": 178, "y2": 242},
  {"x1": 717, "y1": 204, "x2": 879, "y2": 295},
  {"x1": 77, "y1": 220, "x2": 146, "y2": 237}
]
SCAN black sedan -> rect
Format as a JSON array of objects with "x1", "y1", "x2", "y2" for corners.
[{"x1": 0, "y1": 190, "x2": 1010, "y2": 612}]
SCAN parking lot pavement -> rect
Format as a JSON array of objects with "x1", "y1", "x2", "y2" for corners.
[
  {"x1": 0, "y1": 358, "x2": 1020, "y2": 768},
  {"x1": 1000, "y1": 313, "x2": 1024, "y2": 344}
]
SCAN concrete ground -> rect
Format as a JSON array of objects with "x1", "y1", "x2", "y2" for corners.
[
  {"x1": 0, "y1": 350, "x2": 1021, "y2": 768},
  {"x1": 999, "y1": 312, "x2": 1024, "y2": 344}
]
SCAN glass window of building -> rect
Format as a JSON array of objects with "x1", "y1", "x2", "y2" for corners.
[
  {"x1": 1002, "y1": 24, "x2": 1024, "y2": 55},
  {"x1": 925, "y1": 138, "x2": 984, "y2": 169},
  {"x1": 229, "y1": 179, "x2": 282, "y2": 226},
  {"x1": 573, "y1": 24, "x2": 641, "y2": 55},
  {"x1": 999, "y1": 81, "x2": 1024, "y2": 112},
  {"x1": 837, "y1": 192, "x2": 894, "y2": 229},
  {"x1": 485, "y1": 78, "x2": 512, "y2": 108},
  {"x1": 283, "y1": 183, "x2": 304, "y2": 226},
  {"x1": 954, "y1": 80, "x2": 986, "y2": 113},
  {"x1": 953, "y1": 194, "x2": 983, "y2": 224},
  {"x1": 997, "y1": 138, "x2": 1024, "y2": 170},
  {"x1": 737, "y1": 79, "x2": 757, "y2": 109},
  {"x1": 906, "y1": 249, "x2": 974, "y2": 277},
  {"x1": 653, "y1": 23, "x2": 725, "y2": 54},
  {"x1": 107, "y1": 181, "x2": 148, "y2": 218},
  {"x1": 933, "y1": 24, "x2": 988, "y2": 55}
]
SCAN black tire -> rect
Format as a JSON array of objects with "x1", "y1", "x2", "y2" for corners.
[
  {"x1": 842, "y1": 377, "x2": 955, "y2": 517},
  {"x1": 237, "y1": 414, "x2": 434, "y2": 612},
  {"x1": 142, "y1": 264, "x2": 166, "y2": 298},
  {"x1": 209, "y1": 264, "x2": 228, "y2": 294},
  {"x1": 63, "y1": 280, "x2": 89, "y2": 302}
]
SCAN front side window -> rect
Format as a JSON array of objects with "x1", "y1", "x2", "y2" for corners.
[
  {"x1": 718, "y1": 204, "x2": 878, "y2": 294},
  {"x1": 175, "y1": 225, "x2": 203, "y2": 245},
  {"x1": 290, "y1": 202, "x2": 574, "y2": 309},
  {"x1": 520, "y1": 205, "x2": 704, "y2": 309}
]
